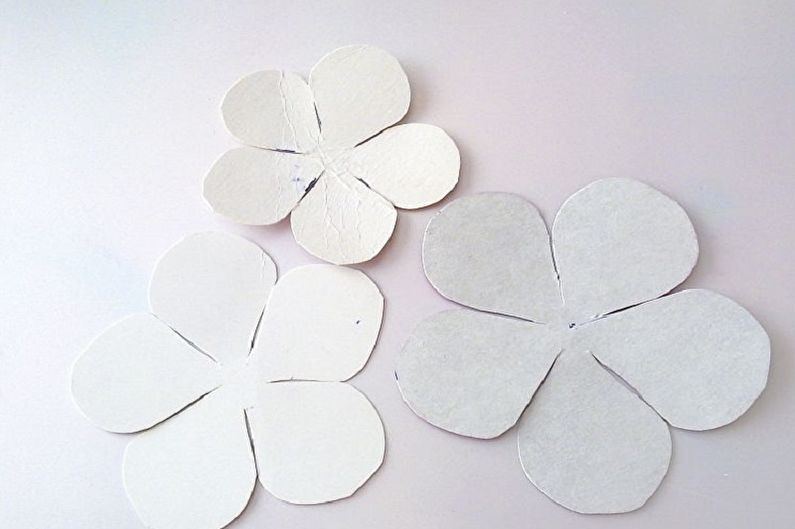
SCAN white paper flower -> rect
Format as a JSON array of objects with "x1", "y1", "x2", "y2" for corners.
[
  {"x1": 71, "y1": 232, "x2": 385, "y2": 529},
  {"x1": 204, "y1": 45, "x2": 461, "y2": 265},
  {"x1": 397, "y1": 178, "x2": 770, "y2": 514}
]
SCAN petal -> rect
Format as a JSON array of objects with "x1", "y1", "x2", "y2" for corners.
[
  {"x1": 247, "y1": 381, "x2": 385, "y2": 504},
  {"x1": 123, "y1": 390, "x2": 256, "y2": 529},
  {"x1": 309, "y1": 45, "x2": 410, "y2": 149},
  {"x1": 518, "y1": 351, "x2": 671, "y2": 514},
  {"x1": 422, "y1": 193, "x2": 562, "y2": 322},
  {"x1": 149, "y1": 232, "x2": 276, "y2": 365},
  {"x1": 204, "y1": 147, "x2": 323, "y2": 225},
  {"x1": 577, "y1": 289, "x2": 770, "y2": 430},
  {"x1": 342, "y1": 124, "x2": 460, "y2": 209},
  {"x1": 290, "y1": 171, "x2": 397, "y2": 264},
  {"x1": 221, "y1": 70, "x2": 319, "y2": 151},
  {"x1": 251, "y1": 265, "x2": 383, "y2": 381},
  {"x1": 552, "y1": 178, "x2": 698, "y2": 323},
  {"x1": 396, "y1": 309, "x2": 560, "y2": 439},
  {"x1": 71, "y1": 313, "x2": 221, "y2": 433}
]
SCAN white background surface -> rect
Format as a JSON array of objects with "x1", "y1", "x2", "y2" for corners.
[{"x1": 2, "y1": 1, "x2": 794, "y2": 527}]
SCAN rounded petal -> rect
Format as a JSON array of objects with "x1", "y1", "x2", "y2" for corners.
[
  {"x1": 290, "y1": 171, "x2": 397, "y2": 264},
  {"x1": 397, "y1": 309, "x2": 560, "y2": 439},
  {"x1": 123, "y1": 390, "x2": 256, "y2": 529},
  {"x1": 248, "y1": 381, "x2": 385, "y2": 504},
  {"x1": 518, "y1": 351, "x2": 671, "y2": 514},
  {"x1": 309, "y1": 45, "x2": 410, "y2": 149},
  {"x1": 204, "y1": 147, "x2": 323, "y2": 225},
  {"x1": 552, "y1": 178, "x2": 698, "y2": 323},
  {"x1": 251, "y1": 265, "x2": 383, "y2": 381},
  {"x1": 343, "y1": 124, "x2": 460, "y2": 209},
  {"x1": 71, "y1": 314, "x2": 221, "y2": 433},
  {"x1": 578, "y1": 289, "x2": 770, "y2": 430},
  {"x1": 221, "y1": 70, "x2": 319, "y2": 151},
  {"x1": 422, "y1": 193, "x2": 562, "y2": 322},
  {"x1": 149, "y1": 232, "x2": 276, "y2": 365}
]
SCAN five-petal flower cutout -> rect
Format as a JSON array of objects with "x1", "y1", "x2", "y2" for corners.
[
  {"x1": 71, "y1": 232, "x2": 386, "y2": 529},
  {"x1": 205, "y1": 45, "x2": 461, "y2": 265},
  {"x1": 396, "y1": 178, "x2": 770, "y2": 514}
]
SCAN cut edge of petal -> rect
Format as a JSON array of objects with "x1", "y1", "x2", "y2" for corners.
[
  {"x1": 517, "y1": 351, "x2": 672, "y2": 514},
  {"x1": 122, "y1": 395, "x2": 257, "y2": 529},
  {"x1": 290, "y1": 174, "x2": 398, "y2": 265},
  {"x1": 517, "y1": 425, "x2": 672, "y2": 515},
  {"x1": 590, "y1": 289, "x2": 771, "y2": 432},
  {"x1": 249, "y1": 382, "x2": 386, "y2": 504},
  {"x1": 421, "y1": 192, "x2": 562, "y2": 323},
  {"x1": 70, "y1": 313, "x2": 223, "y2": 434}
]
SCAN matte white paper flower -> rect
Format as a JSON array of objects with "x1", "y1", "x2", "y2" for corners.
[
  {"x1": 72, "y1": 232, "x2": 385, "y2": 529},
  {"x1": 397, "y1": 178, "x2": 770, "y2": 514},
  {"x1": 205, "y1": 45, "x2": 460, "y2": 265}
]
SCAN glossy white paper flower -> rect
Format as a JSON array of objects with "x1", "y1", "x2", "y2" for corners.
[
  {"x1": 205, "y1": 45, "x2": 460, "y2": 265},
  {"x1": 397, "y1": 178, "x2": 770, "y2": 514},
  {"x1": 72, "y1": 232, "x2": 385, "y2": 529}
]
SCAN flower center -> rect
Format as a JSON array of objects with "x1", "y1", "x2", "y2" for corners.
[
  {"x1": 217, "y1": 358, "x2": 258, "y2": 409},
  {"x1": 547, "y1": 311, "x2": 582, "y2": 352},
  {"x1": 305, "y1": 144, "x2": 350, "y2": 174}
]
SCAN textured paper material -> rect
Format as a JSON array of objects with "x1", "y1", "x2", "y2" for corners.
[
  {"x1": 397, "y1": 310, "x2": 558, "y2": 439},
  {"x1": 248, "y1": 382, "x2": 385, "y2": 504},
  {"x1": 343, "y1": 123, "x2": 461, "y2": 209},
  {"x1": 289, "y1": 170, "x2": 398, "y2": 265},
  {"x1": 221, "y1": 71, "x2": 319, "y2": 151},
  {"x1": 204, "y1": 147, "x2": 323, "y2": 225},
  {"x1": 205, "y1": 45, "x2": 460, "y2": 265},
  {"x1": 553, "y1": 177, "x2": 699, "y2": 323},
  {"x1": 397, "y1": 178, "x2": 770, "y2": 513},
  {"x1": 578, "y1": 289, "x2": 770, "y2": 430},
  {"x1": 422, "y1": 193, "x2": 561, "y2": 322},
  {"x1": 72, "y1": 232, "x2": 386, "y2": 529},
  {"x1": 517, "y1": 351, "x2": 672, "y2": 514},
  {"x1": 309, "y1": 45, "x2": 409, "y2": 149}
]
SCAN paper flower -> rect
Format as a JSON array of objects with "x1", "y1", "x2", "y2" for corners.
[
  {"x1": 397, "y1": 178, "x2": 770, "y2": 514},
  {"x1": 71, "y1": 232, "x2": 385, "y2": 529},
  {"x1": 204, "y1": 45, "x2": 461, "y2": 265}
]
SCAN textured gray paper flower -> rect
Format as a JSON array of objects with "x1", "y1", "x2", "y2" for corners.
[
  {"x1": 205, "y1": 45, "x2": 460, "y2": 265},
  {"x1": 397, "y1": 178, "x2": 770, "y2": 514},
  {"x1": 72, "y1": 232, "x2": 385, "y2": 529}
]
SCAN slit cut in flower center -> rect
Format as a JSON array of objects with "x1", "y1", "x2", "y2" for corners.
[{"x1": 215, "y1": 357, "x2": 260, "y2": 410}]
